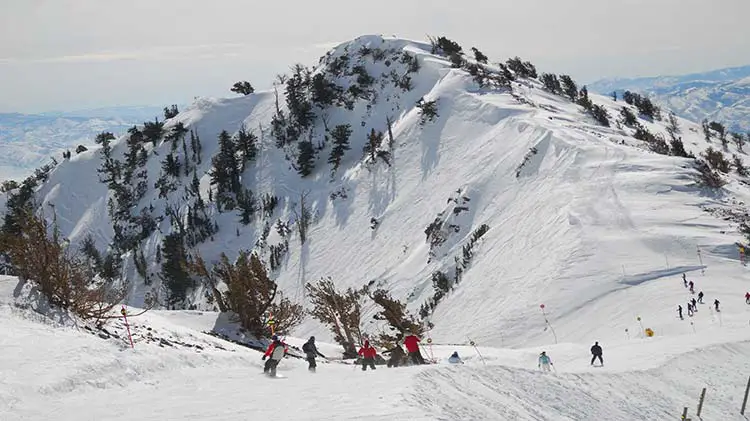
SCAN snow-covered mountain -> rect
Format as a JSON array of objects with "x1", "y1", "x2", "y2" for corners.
[
  {"x1": 0, "y1": 106, "x2": 165, "y2": 181},
  {"x1": 589, "y1": 65, "x2": 750, "y2": 132},
  {"x1": 6, "y1": 34, "x2": 750, "y2": 420},
  {"x1": 10, "y1": 34, "x2": 750, "y2": 346}
]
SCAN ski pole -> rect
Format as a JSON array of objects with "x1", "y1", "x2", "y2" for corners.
[
  {"x1": 467, "y1": 337, "x2": 486, "y2": 366},
  {"x1": 121, "y1": 306, "x2": 134, "y2": 349}
]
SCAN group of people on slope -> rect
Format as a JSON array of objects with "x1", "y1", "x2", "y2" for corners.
[
  {"x1": 536, "y1": 341, "x2": 603, "y2": 371},
  {"x1": 677, "y1": 273, "x2": 721, "y2": 320},
  {"x1": 356, "y1": 332, "x2": 426, "y2": 371},
  {"x1": 262, "y1": 332, "x2": 466, "y2": 376}
]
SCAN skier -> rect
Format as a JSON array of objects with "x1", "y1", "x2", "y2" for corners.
[
  {"x1": 448, "y1": 351, "x2": 464, "y2": 364},
  {"x1": 689, "y1": 281, "x2": 695, "y2": 294},
  {"x1": 302, "y1": 336, "x2": 326, "y2": 372},
  {"x1": 714, "y1": 299, "x2": 721, "y2": 312},
  {"x1": 745, "y1": 292, "x2": 750, "y2": 304},
  {"x1": 691, "y1": 298, "x2": 698, "y2": 311},
  {"x1": 698, "y1": 291, "x2": 704, "y2": 303},
  {"x1": 357, "y1": 340, "x2": 378, "y2": 371},
  {"x1": 382, "y1": 344, "x2": 406, "y2": 368},
  {"x1": 403, "y1": 332, "x2": 426, "y2": 365},
  {"x1": 590, "y1": 341, "x2": 603, "y2": 366},
  {"x1": 677, "y1": 305, "x2": 683, "y2": 320},
  {"x1": 538, "y1": 351, "x2": 553, "y2": 372},
  {"x1": 682, "y1": 273, "x2": 687, "y2": 288},
  {"x1": 687, "y1": 302, "x2": 694, "y2": 317},
  {"x1": 262, "y1": 335, "x2": 288, "y2": 377}
]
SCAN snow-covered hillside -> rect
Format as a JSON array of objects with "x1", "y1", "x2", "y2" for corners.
[
  {"x1": 4, "y1": 275, "x2": 750, "y2": 421},
  {"x1": 6, "y1": 34, "x2": 750, "y2": 351},
  {"x1": 0, "y1": 106, "x2": 165, "y2": 181},
  {"x1": 589, "y1": 65, "x2": 750, "y2": 132}
]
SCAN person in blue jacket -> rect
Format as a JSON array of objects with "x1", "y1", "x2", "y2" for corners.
[
  {"x1": 538, "y1": 351, "x2": 553, "y2": 372},
  {"x1": 448, "y1": 351, "x2": 464, "y2": 364}
]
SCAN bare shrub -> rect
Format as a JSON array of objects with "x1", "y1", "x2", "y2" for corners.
[
  {"x1": 306, "y1": 277, "x2": 364, "y2": 358},
  {"x1": 2, "y1": 210, "x2": 127, "y2": 322}
]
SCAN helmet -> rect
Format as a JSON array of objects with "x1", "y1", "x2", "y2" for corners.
[
  {"x1": 541, "y1": 351, "x2": 546, "y2": 355},
  {"x1": 309, "y1": 336, "x2": 315, "y2": 341},
  {"x1": 271, "y1": 335, "x2": 279, "y2": 341}
]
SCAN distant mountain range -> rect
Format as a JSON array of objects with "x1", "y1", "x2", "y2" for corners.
[
  {"x1": 0, "y1": 106, "x2": 168, "y2": 181},
  {"x1": 589, "y1": 65, "x2": 750, "y2": 132}
]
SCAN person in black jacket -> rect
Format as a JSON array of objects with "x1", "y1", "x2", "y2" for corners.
[
  {"x1": 590, "y1": 341, "x2": 603, "y2": 366},
  {"x1": 302, "y1": 336, "x2": 326, "y2": 372}
]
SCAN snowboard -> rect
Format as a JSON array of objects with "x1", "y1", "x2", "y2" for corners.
[{"x1": 260, "y1": 372, "x2": 286, "y2": 379}]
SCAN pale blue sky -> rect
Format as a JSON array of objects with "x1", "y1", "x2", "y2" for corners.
[{"x1": 2, "y1": 0, "x2": 749, "y2": 113}]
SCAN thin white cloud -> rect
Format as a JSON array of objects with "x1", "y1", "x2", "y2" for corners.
[{"x1": 0, "y1": 43, "x2": 250, "y2": 64}]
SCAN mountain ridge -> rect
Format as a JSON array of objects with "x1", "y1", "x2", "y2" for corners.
[{"x1": 4, "y1": 34, "x2": 750, "y2": 350}]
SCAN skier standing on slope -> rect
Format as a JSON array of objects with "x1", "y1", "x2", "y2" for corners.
[
  {"x1": 383, "y1": 344, "x2": 406, "y2": 368},
  {"x1": 262, "y1": 335, "x2": 288, "y2": 377},
  {"x1": 403, "y1": 332, "x2": 426, "y2": 365},
  {"x1": 358, "y1": 340, "x2": 378, "y2": 371},
  {"x1": 745, "y1": 292, "x2": 750, "y2": 304},
  {"x1": 698, "y1": 291, "x2": 704, "y2": 303},
  {"x1": 691, "y1": 298, "x2": 698, "y2": 311},
  {"x1": 590, "y1": 342, "x2": 603, "y2": 366},
  {"x1": 689, "y1": 280, "x2": 695, "y2": 294},
  {"x1": 714, "y1": 299, "x2": 721, "y2": 312},
  {"x1": 687, "y1": 302, "x2": 694, "y2": 317},
  {"x1": 677, "y1": 305, "x2": 683, "y2": 320},
  {"x1": 538, "y1": 351, "x2": 553, "y2": 372},
  {"x1": 683, "y1": 273, "x2": 688, "y2": 288},
  {"x1": 302, "y1": 336, "x2": 326, "y2": 373}
]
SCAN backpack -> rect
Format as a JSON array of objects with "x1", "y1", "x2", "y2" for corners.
[{"x1": 302, "y1": 342, "x2": 312, "y2": 353}]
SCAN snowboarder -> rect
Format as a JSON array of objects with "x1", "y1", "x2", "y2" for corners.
[
  {"x1": 302, "y1": 336, "x2": 326, "y2": 372},
  {"x1": 689, "y1": 281, "x2": 695, "y2": 294},
  {"x1": 262, "y1": 335, "x2": 288, "y2": 377},
  {"x1": 538, "y1": 351, "x2": 553, "y2": 372},
  {"x1": 448, "y1": 351, "x2": 464, "y2": 364},
  {"x1": 698, "y1": 291, "x2": 704, "y2": 303},
  {"x1": 714, "y1": 299, "x2": 721, "y2": 312},
  {"x1": 687, "y1": 302, "x2": 694, "y2": 317},
  {"x1": 590, "y1": 341, "x2": 603, "y2": 366},
  {"x1": 382, "y1": 344, "x2": 406, "y2": 368},
  {"x1": 682, "y1": 273, "x2": 687, "y2": 288},
  {"x1": 357, "y1": 340, "x2": 378, "y2": 371},
  {"x1": 677, "y1": 305, "x2": 683, "y2": 320},
  {"x1": 403, "y1": 333, "x2": 426, "y2": 365},
  {"x1": 745, "y1": 292, "x2": 750, "y2": 304}
]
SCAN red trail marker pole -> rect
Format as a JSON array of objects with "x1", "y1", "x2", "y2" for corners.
[{"x1": 121, "y1": 306, "x2": 134, "y2": 349}]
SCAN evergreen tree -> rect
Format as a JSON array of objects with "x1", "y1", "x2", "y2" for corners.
[
  {"x1": 285, "y1": 65, "x2": 315, "y2": 140},
  {"x1": 143, "y1": 118, "x2": 165, "y2": 146},
  {"x1": 363, "y1": 129, "x2": 384, "y2": 162},
  {"x1": 311, "y1": 74, "x2": 341, "y2": 108},
  {"x1": 470, "y1": 47, "x2": 488, "y2": 64},
  {"x1": 160, "y1": 232, "x2": 191, "y2": 307},
  {"x1": 296, "y1": 140, "x2": 316, "y2": 177},
  {"x1": 209, "y1": 130, "x2": 240, "y2": 210},
  {"x1": 190, "y1": 129, "x2": 203, "y2": 164},
  {"x1": 734, "y1": 154, "x2": 747, "y2": 176},
  {"x1": 328, "y1": 124, "x2": 352, "y2": 172},
  {"x1": 231, "y1": 81, "x2": 255, "y2": 95},
  {"x1": 234, "y1": 126, "x2": 258, "y2": 169},
  {"x1": 161, "y1": 153, "x2": 181, "y2": 177},
  {"x1": 540, "y1": 73, "x2": 561, "y2": 94},
  {"x1": 236, "y1": 188, "x2": 257, "y2": 224},
  {"x1": 166, "y1": 122, "x2": 189, "y2": 151},
  {"x1": 163, "y1": 105, "x2": 179, "y2": 119},
  {"x1": 559, "y1": 74, "x2": 578, "y2": 101}
]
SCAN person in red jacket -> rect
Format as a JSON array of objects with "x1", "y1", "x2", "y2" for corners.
[
  {"x1": 403, "y1": 333, "x2": 425, "y2": 365},
  {"x1": 262, "y1": 335, "x2": 287, "y2": 377},
  {"x1": 357, "y1": 340, "x2": 377, "y2": 371}
]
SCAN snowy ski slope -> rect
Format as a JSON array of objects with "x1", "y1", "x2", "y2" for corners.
[
  {"x1": 6, "y1": 34, "x2": 750, "y2": 419},
  {"x1": 3, "y1": 276, "x2": 750, "y2": 420}
]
